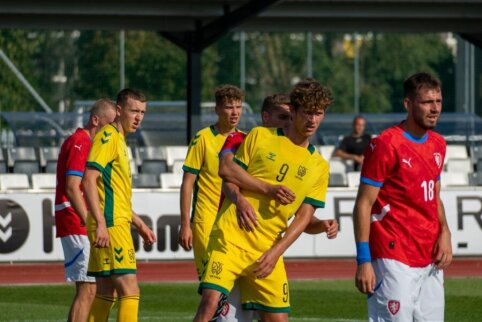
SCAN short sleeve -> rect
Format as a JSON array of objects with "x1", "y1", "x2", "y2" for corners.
[
  {"x1": 303, "y1": 160, "x2": 329, "y2": 208},
  {"x1": 360, "y1": 136, "x2": 396, "y2": 187},
  {"x1": 86, "y1": 128, "x2": 117, "y2": 172},
  {"x1": 65, "y1": 136, "x2": 90, "y2": 177},
  {"x1": 183, "y1": 131, "x2": 206, "y2": 175},
  {"x1": 233, "y1": 127, "x2": 262, "y2": 170}
]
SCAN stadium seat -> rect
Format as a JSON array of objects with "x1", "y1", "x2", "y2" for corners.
[
  {"x1": 329, "y1": 158, "x2": 349, "y2": 174},
  {"x1": 346, "y1": 171, "x2": 361, "y2": 188},
  {"x1": 0, "y1": 173, "x2": 30, "y2": 190},
  {"x1": 328, "y1": 172, "x2": 347, "y2": 187},
  {"x1": 31, "y1": 173, "x2": 56, "y2": 189},
  {"x1": 469, "y1": 172, "x2": 482, "y2": 186},
  {"x1": 446, "y1": 158, "x2": 472, "y2": 173},
  {"x1": 136, "y1": 146, "x2": 168, "y2": 175},
  {"x1": 39, "y1": 146, "x2": 60, "y2": 173},
  {"x1": 160, "y1": 173, "x2": 183, "y2": 189},
  {"x1": 165, "y1": 146, "x2": 188, "y2": 170},
  {"x1": 445, "y1": 145, "x2": 468, "y2": 164},
  {"x1": 440, "y1": 171, "x2": 469, "y2": 187},
  {"x1": 8, "y1": 147, "x2": 40, "y2": 176},
  {"x1": 127, "y1": 147, "x2": 137, "y2": 175},
  {"x1": 0, "y1": 149, "x2": 8, "y2": 173},
  {"x1": 318, "y1": 145, "x2": 335, "y2": 161},
  {"x1": 132, "y1": 173, "x2": 160, "y2": 189}
]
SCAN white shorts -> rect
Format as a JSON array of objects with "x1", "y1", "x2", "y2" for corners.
[
  {"x1": 368, "y1": 258, "x2": 444, "y2": 322},
  {"x1": 217, "y1": 281, "x2": 259, "y2": 322},
  {"x1": 60, "y1": 235, "x2": 95, "y2": 283}
]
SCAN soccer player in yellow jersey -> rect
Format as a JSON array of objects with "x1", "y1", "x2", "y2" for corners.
[
  {"x1": 194, "y1": 79, "x2": 334, "y2": 322},
  {"x1": 83, "y1": 88, "x2": 156, "y2": 322},
  {"x1": 179, "y1": 84, "x2": 244, "y2": 278}
]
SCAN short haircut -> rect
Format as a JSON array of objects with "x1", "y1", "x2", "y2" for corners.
[
  {"x1": 353, "y1": 115, "x2": 365, "y2": 125},
  {"x1": 90, "y1": 98, "x2": 116, "y2": 118},
  {"x1": 261, "y1": 93, "x2": 290, "y2": 114},
  {"x1": 403, "y1": 72, "x2": 441, "y2": 100},
  {"x1": 116, "y1": 88, "x2": 147, "y2": 107},
  {"x1": 290, "y1": 78, "x2": 334, "y2": 113},
  {"x1": 214, "y1": 85, "x2": 245, "y2": 106}
]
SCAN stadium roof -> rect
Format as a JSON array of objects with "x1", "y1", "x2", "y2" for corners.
[{"x1": 2, "y1": 0, "x2": 482, "y2": 141}]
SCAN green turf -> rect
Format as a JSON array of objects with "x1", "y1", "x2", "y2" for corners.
[{"x1": 0, "y1": 278, "x2": 481, "y2": 321}]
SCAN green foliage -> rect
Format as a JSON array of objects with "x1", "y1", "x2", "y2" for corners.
[
  {"x1": 0, "y1": 278, "x2": 481, "y2": 321},
  {"x1": 0, "y1": 30, "x2": 456, "y2": 114}
]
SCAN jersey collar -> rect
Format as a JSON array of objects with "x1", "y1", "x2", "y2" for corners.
[{"x1": 276, "y1": 128, "x2": 316, "y2": 154}]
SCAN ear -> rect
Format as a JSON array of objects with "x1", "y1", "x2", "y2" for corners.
[
  {"x1": 91, "y1": 115, "x2": 99, "y2": 127},
  {"x1": 261, "y1": 111, "x2": 269, "y2": 124},
  {"x1": 116, "y1": 105, "x2": 122, "y2": 116},
  {"x1": 403, "y1": 97, "x2": 411, "y2": 112}
]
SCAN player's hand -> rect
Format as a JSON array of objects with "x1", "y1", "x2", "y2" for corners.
[
  {"x1": 140, "y1": 226, "x2": 157, "y2": 246},
  {"x1": 433, "y1": 228, "x2": 452, "y2": 269},
  {"x1": 355, "y1": 262, "x2": 376, "y2": 294},
  {"x1": 178, "y1": 225, "x2": 193, "y2": 251},
  {"x1": 236, "y1": 195, "x2": 257, "y2": 231},
  {"x1": 94, "y1": 224, "x2": 110, "y2": 248},
  {"x1": 253, "y1": 248, "x2": 280, "y2": 279},
  {"x1": 268, "y1": 185, "x2": 295, "y2": 205},
  {"x1": 321, "y1": 219, "x2": 339, "y2": 239}
]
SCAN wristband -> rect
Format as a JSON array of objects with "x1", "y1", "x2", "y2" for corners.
[{"x1": 356, "y1": 241, "x2": 371, "y2": 265}]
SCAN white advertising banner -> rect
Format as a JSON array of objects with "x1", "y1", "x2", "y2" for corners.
[{"x1": 0, "y1": 188, "x2": 481, "y2": 262}]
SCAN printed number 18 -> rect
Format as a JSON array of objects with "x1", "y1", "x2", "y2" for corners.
[{"x1": 421, "y1": 180, "x2": 435, "y2": 201}]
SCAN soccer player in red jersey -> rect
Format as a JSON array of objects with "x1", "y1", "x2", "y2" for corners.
[
  {"x1": 353, "y1": 72, "x2": 452, "y2": 321},
  {"x1": 55, "y1": 99, "x2": 117, "y2": 322}
]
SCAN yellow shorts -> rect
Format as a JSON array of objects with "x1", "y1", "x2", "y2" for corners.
[
  {"x1": 87, "y1": 223, "x2": 136, "y2": 276},
  {"x1": 200, "y1": 243, "x2": 290, "y2": 313},
  {"x1": 192, "y1": 220, "x2": 214, "y2": 278}
]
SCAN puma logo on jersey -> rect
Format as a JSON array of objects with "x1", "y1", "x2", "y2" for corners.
[
  {"x1": 402, "y1": 158, "x2": 412, "y2": 168},
  {"x1": 369, "y1": 143, "x2": 376, "y2": 151},
  {"x1": 74, "y1": 144, "x2": 82, "y2": 151}
]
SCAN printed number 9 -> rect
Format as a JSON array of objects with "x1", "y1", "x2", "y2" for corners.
[
  {"x1": 276, "y1": 164, "x2": 289, "y2": 182},
  {"x1": 283, "y1": 283, "x2": 289, "y2": 303}
]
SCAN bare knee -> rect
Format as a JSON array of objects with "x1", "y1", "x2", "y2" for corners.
[{"x1": 194, "y1": 289, "x2": 224, "y2": 322}]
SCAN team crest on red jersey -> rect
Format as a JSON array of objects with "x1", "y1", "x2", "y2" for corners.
[
  {"x1": 433, "y1": 153, "x2": 442, "y2": 168},
  {"x1": 388, "y1": 300, "x2": 400, "y2": 315}
]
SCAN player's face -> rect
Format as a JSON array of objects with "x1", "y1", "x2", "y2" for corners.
[
  {"x1": 216, "y1": 99, "x2": 243, "y2": 129},
  {"x1": 262, "y1": 104, "x2": 291, "y2": 128},
  {"x1": 292, "y1": 107, "x2": 325, "y2": 138},
  {"x1": 119, "y1": 98, "x2": 146, "y2": 134},
  {"x1": 405, "y1": 87, "x2": 442, "y2": 130}
]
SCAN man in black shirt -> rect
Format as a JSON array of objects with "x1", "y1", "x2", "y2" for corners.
[{"x1": 334, "y1": 115, "x2": 371, "y2": 171}]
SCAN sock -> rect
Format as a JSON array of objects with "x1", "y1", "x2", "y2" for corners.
[
  {"x1": 117, "y1": 295, "x2": 140, "y2": 322},
  {"x1": 87, "y1": 295, "x2": 116, "y2": 322}
]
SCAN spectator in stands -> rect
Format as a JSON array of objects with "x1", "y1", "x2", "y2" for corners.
[
  {"x1": 82, "y1": 89, "x2": 156, "y2": 322},
  {"x1": 55, "y1": 99, "x2": 117, "y2": 322},
  {"x1": 334, "y1": 115, "x2": 371, "y2": 171}
]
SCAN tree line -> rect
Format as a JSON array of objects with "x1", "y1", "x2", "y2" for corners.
[{"x1": 0, "y1": 30, "x2": 455, "y2": 114}]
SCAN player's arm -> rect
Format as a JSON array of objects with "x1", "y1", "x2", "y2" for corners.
[
  {"x1": 132, "y1": 212, "x2": 156, "y2": 246},
  {"x1": 219, "y1": 152, "x2": 295, "y2": 205},
  {"x1": 222, "y1": 181, "x2": 257, "y2": 231},
  {"x1": 179, "y1": 171, "x2": 196, "y2": 251},
  {"x1": 65, "y1": 175, "x2": 88, "y2": 225},
  {"x1": 353, "y1": 183, "x2": 380, "y2": 294},
  {"x1": 82, "y1": 167, "x2": 109, "y2": 247},
  {"x1": 304, "y1": 216, "x2": 338, "y2": 239},
  {"x1": 433, "y1": 181, "x2": 452, "y2": 269},
  {"x1": 253, "y1": 203, "x2": 315, "y2": 278}
]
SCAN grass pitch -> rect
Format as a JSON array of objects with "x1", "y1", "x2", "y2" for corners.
[{"x1": 0, "y1": 278, "x2": 481, "y2": 321}]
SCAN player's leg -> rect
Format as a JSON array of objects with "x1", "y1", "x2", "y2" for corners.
[
  {"x1": 217, "y1": 281, "x2": 254, "y2": 322},
  {"x1": 111, "y1": 223, "x2": 140, "y2": 322},
  {"x1": 257, "y1": 312, "x2": 288, "y2": 322},
  {"x1": 194, "y1": 288, "x2": 226, "y2": 322},
  {"x1": 88, "y1": 277, "x2": 116, "y2": 322},
  {"x1": 368, "y1": 258, "x2": 422, "y2": 322},
  {"x1": 69, "y1": 281, "x2": 96, "y2": 322},
  {"x1": 413, "y1": 264, "x2": 444, "y2": 322},
  {"x1": 61, "y1": 234, "x2": 96, "y2": 322}
]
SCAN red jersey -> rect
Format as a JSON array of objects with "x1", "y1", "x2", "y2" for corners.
[
  {"x1": 360, "y1": 123, "x2": 446, "y2": 267},
  {"x1": 217, "y1": 131, "x2": 248, "y2": 210},
  {"x1": 55, "y1": 128, "x2": 91, "y2": 237}
]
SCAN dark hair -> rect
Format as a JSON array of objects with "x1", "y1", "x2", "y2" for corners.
[
  {"x1": 403, "y1": 72, "x2": 441, "y2": 99},
  {"x1": 261, "y1": 93, "x2": 291, "y2": 114},
  {"x1": 116, "y1": 88, "x2": 147, "y2": 107},
  {"x1": 290, "y1": 78, "x2": 334, "y2": 112},
  {"x1": 90, "y1": 99, "x2": 116, "y2": 118},
  {"x1": 214, "y1": 85, "x2": 245, "y2": 106}
]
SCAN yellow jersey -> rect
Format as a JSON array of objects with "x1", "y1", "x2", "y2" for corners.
[
  {"x1": 86, "y1": 124, "x2": 132, "y2": 228},
  {"x1": 212, "y1": 127, "x2": 329, "y2": 254},
  {"x1": 183, "y1": 125, "x2": 240, "y2": 223}
]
